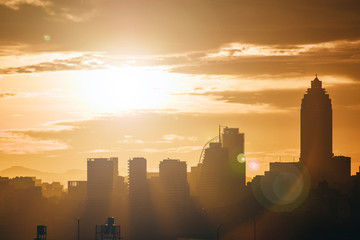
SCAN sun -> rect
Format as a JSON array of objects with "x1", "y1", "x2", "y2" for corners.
[{"x1": 77, "y1": 66, "x2": 171, "y2": 112}]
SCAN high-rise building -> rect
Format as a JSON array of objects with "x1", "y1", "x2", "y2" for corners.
[
  {"x1": 194, "y1": 127, "x2": 246, "y2": 208},
  {"x1": 128, "y1": 157, "x2": 147, "y2": 201},
  {"x1": 300, "y1": 77, "x2": 350, "y2": 186},
  {"x1": 159, "y1": 159, "x2": 189, "y2": 208},
  {"x1": 128, "y1": 157, "x2": 153, "y2": 240},
  {"x1": 196, "y1": 142, "x2": 229, "y2": 207},
  {"x1": 87, "y1": 158, "x2": 117, "y2": 205},
  {"x1": 249, "y1": 76, "x2": 351, "y2": 212},
  {"x1": 300, "y1": 76, "x2": 333, "y2": 183},
  {"x1": 222, "y1": 127, "x2": 245, "y2": 189}
]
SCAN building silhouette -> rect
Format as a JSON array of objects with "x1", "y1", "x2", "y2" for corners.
[
  {"x1": 195, "y1": 141, "x2": 230, "y2": 208},
  {"x1": 300, "y1": 76, "x2": 333, "y2": 185},
  {"x1": 250, "y1": 161, "x2": 310, "y2": 212},
  {"x1": 300, "y1": 76, "x2": 350, "y2": 187},
  {"x1": 68, "y1": 181, "x2": 87, "y2": 201},
  {"x1": 328, "y1": 155, "x2": 351, "y2": 188},
  {"x1": 222, "y1": 127, "x2": 246, "y2": 195},
  {"x1": 128, "y1": 157, "x2": 153, "y2": 240},
  {"x1": 41, "y1": 181, "x2": 64, "y2": 198},
  {"x1": 193, "y1": 127, "x2": 245, "y2": 208},
  {"x1": 128, "y1": 157, "x2": 147, "y2": 202},
  {"x1": 87, "y1": 158, "x2": 118, "y2": 206},
  {"x1": 249, "y1": 76, "x2": 352, "y2": 214},
  {"x1": 159, "y1": 159, "x2": 189, "y2": 209}
]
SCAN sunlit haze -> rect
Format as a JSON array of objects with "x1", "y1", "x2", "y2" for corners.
[
  {"x1": 2, "y1": 1, "x2": 360, "y2": 240},
  {"x1": 0, "y1": 0, "x2": 359, "y2": 181}
]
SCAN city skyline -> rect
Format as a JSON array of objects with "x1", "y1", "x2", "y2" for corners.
[
  {"x1": 0, "y1": 1, "x2": 360, "y2": 178},
  {"x1": 1, "y1": 1, "x2": 360, "y2": 239},
  {"x1": 1, "y1": 73, "x2": 359, "y2": 240},
  {"x1": 0, "y1": 75, "x2": 357, "y2": 178}
]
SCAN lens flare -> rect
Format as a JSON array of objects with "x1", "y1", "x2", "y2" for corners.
[
  {"x1": 272, "y1": 172, "x2": 303, "y2": 204},
  {"x1": 251, "y1": 163, "x2": 310, "y2": 212},
  {"x1": 44, "y1": 35, "x2": 51, "y2": 42},
  {"x1": 237, "y1": 153, "x2": 246, "y2": 163},
  {"x1": 248, "y1": 159, "x2": 260, "y2": 172}
]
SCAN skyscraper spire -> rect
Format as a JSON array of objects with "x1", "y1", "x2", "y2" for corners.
[{"x1": 311, "y1": 75, "x2": 322, "y2": 89}]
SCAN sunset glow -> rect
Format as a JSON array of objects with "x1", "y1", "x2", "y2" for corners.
[
  {"x1": 0, "y1": 0, "x2": 359, "y2": 179},
  {"x1": 2, "y1": 1, "x2": 360, "y2": 240},
  {"x1": 77, "y1": 67, "x2": 171, "y2": 112}
]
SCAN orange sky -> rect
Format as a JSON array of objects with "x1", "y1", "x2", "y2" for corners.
[{"x1": 0, "y1": 0, "x2": 359, "y2": 178}]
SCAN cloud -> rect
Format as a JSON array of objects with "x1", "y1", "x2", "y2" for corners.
[
  {"x1": 185, "y1": 89, "x2": 304, "y2": 109},
  {"x1": 1, "y1": 0, "x2": 360, "y2": 54},
  {"x1": 0, "y1": 53, "x2": 105, "y2": 74},
  {"x1": 169, "y1": 40, "x2": 360, "y2": 80},
  {"x1": 161, "y1": 134, "x2": 198, "y2": 142},
  {"x1": 0, "y1": 0, "x2": 49, "y2": 10},
  {"x1": 86, "y1": 149, "x2": 112, "y2": 154},
  {"x1": 142, "y1": 146, "x2": 202, "y2": 154},
  {"x1": 120, "y1": 135, "x2": 144, "y2": 144},
  {"x1": 0, "y1": 0, "x2": 94, "y2": 21},
  {"x1": 175, "y1": 77, "x2": 359, "y2": 109},
  {"x1": 0, "y1": 131, "x2": 68, "y2": 154},
  {"x1": 0, "y1": 92, "x2": 16, "y2": 98},
  {"x1": 119, "y1": 134, "x2": 197, "y2": 145},
  {"x1": 162, "y1": 134, "x2": 185, "y2": 141}
]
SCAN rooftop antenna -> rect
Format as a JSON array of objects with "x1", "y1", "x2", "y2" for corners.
[{"x1": 218, "y1": 125, "x2": 228, "y2": 145}]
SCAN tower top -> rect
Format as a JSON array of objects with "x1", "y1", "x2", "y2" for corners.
[{"x1": 311, "y1": 75, "x2": 322, "y2": 89}]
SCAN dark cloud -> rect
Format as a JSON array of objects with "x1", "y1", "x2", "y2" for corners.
[
  {"x1": 169, "y1": 41, "x2": 360, "y2": 80},
  {"x1": 0, "y1": 93, "x2": 16, "y2": 98},
  {"x1": 0, "y1": 53, "x2": 104, "y2": 74},
  {"x1": 185, "y1": 89, "x2": 304, "y2": 108},
  {"x1": 181, "y1": 82, "x2": 360, "y2": 109},
  {"x1": 0, "y1": 0, "x2": 360, "y2": 54}
]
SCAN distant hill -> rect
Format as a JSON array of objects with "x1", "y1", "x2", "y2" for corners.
[{"x1": 0, "y1": 166, "x2": 86, "y2": 187}]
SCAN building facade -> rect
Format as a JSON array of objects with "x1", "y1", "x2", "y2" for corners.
[
  {"x1": 300, "y1": 76, "x2": 350, "y2": 187},
  {"x1": 87, "y1": 158, "x2": 117, "y2": 205},
  {"x1": 159, "y1": 159, "x2": 189, "y2": 209}
]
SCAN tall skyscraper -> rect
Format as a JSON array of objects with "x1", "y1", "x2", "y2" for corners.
[
  {"x1": 196, "y1": 142, "x2": 229, "y2": 207},
  {"x1": 159, "y1": 159, "x2": 189, "y2": 208},
  {"x1": 193, "y1": 127, "x2": 246, "y2": 208},
  {"x1": 300, "y1": 77, "x2": 333, "y2": 184},
  {"x1": 128, "y1": 157, "x2": 153, "y2": 240},
  {"x1": 87, "y1": 157, "x2": 117, "y2": 205},
  {"x1": 300, "y1": 76, "x2": 333, "y2": 168},
  {"x1": 128, "y1": 157, "x2": 147, "y2": 201},
  {"x1": 222, "y1": 127, "x2": 245, "y2": 189},
  {"x1": 300, "y1": 77, "x2": 350, "y2": 186}
]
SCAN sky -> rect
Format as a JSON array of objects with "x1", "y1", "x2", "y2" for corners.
[{"x1": 0, "y1": 0, "x2": 360, "y2": 178}]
